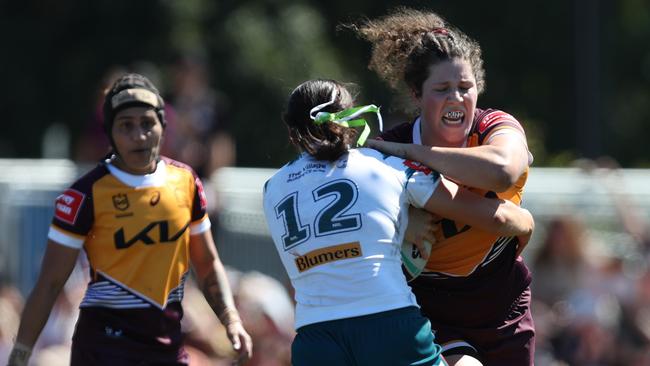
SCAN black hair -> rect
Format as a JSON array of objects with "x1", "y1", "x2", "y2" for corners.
[{"x1": 283, "y1": 79, "x2": 357, "y2": 161}]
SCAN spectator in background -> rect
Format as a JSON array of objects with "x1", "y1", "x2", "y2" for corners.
[
  {"x1": 74, "y1": 66, "x2": 126, "y2": 163},
  {"x1": 0, "y1": 284, "x2": 24, "y2": 364},
  {"x1": 181, "y1": 269, "x2": 294, "y2": 366},
  {"x1": 167, "y1": 53, "x2": 236, "y2": 180},
  {"x1": 531, "y1": 215, "x2": 594, "y2": 306},
  {"x1": 235, "y1": 271, "x2": 294, "y2": 366}
]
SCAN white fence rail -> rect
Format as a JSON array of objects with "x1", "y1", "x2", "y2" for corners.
[{"x1": 2, "y1": 159, "x2": 649, "y2": 293}]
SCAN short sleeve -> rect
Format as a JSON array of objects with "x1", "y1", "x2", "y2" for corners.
[
  {"x1": 49, "y1": 186, "x2": 94, "y2": 249},
  {"x1": 402, "y1": 160, "x2": 442, "y2": 208},
  {"x1": 190, "y1": 176, "x2": 211, "y2": 234}
]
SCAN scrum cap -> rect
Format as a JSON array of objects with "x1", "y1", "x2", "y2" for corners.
[{"x1": 102, "y1": 73, "x2": 166, "y2": 137}]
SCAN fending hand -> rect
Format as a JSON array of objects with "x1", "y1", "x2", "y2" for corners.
[{"x1": 405, "y1": 206, "x2": 440, "y2": 257}]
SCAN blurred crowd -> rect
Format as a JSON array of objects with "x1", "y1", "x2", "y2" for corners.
[
  {"x1": 2, "y1": 157, "x2": 650, "y2": 366},
  {"x1": 531, "y1": 159, "x2": 650, "y2": 366},
  {"x1": 0, "y1": 265, "x2": 295, "y2": 366}
]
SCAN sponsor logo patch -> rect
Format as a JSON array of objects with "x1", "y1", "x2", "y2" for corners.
[
  {"x1": 112, "y1": 193, "x2": 129, "y2": 211},
  {"x1": 54, "y1": 189, "x2": 85, "y2": 225},
  {"x1": 403, "y1": 160, "x2": 432, "y2": 175},
  {"x1": 478, "y1": 111, "x2": 512, "y2": 134},
  {"x1": 294, "y1": 242, "x2": 362, "y2": 272}
]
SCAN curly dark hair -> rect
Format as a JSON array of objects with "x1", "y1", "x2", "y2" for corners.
[{"x1": 350, "y1": 7, "x2": 485, "y2": 99}]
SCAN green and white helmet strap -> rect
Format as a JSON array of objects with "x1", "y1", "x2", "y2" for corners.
[{"x1": 309, "y1": 88, "x2": 383, "y2": 146}]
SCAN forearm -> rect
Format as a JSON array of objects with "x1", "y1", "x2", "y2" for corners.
[
  {"x1": 425, "y1": 178, "x2": 533, "y2": 236},
  {"x1": 198, "y1": 264, "x2": 241, "y2": 325},
  {"x1": 493, "y1": 202, "x2": 534, "y2": 237},
  {"x1": 419, "y1": 145, "x2": 518, "y2": 191}
]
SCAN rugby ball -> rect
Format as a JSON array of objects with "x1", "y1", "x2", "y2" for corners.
[{"x1": 400, "y1": 239, "x2": 432, "y2": 282}]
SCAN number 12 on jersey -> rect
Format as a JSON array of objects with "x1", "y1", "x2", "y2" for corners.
[{"x1": 274, "y1": 179, "x2": 362, "y2": 250}]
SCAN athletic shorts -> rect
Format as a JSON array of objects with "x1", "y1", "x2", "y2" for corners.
[
  {"x1": 70, "y1": 345, "x2": 189, "y2": 366},
  {"x1": 70, "y1": 308, "x2": 188, "y2": 366},
  {"x1": 291, "y1": 306, "x2": 447, "y2": 366},
  {"x1": 421, "y1": 286, "x2": 535, "y2": 366}
]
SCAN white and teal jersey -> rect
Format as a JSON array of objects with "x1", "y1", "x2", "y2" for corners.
[{"x1": 262, "y1": 148, "x2": 441, "y2": 329}]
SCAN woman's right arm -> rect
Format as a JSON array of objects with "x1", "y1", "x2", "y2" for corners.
[
  {"x1": 368, "y1": 132, "x2": 530, "y2": 192},
  {"x1": 423, "y1": 177, "x2": 534, "y2": 237},
  {"x1": 7, "y1": 240, "x2": 80, "y2": 366}
]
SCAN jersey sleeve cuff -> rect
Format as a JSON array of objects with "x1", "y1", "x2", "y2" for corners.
[
  {"x1": 48, "y1": 225, "x2": 85, "y2": 249},
  {"x1": 407, "y1": 173, "x2": 441, "y2": 208},
  {"x1": 190, "y1": 215, "x2": 212, "y2": 235}
]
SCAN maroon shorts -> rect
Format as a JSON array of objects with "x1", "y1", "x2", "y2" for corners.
[
  {"x1": 411, "y1": 254, "x2": 535, "y2": 365},
  {"x1": 70, "y1": 346, "x2": 189, "y2": 366},
  {"x1": 71, "y1": 307, "x2": 188, "y2": 366},
  {"x1": 417, "y1": 286, "x2": 535, "y2": 366}
]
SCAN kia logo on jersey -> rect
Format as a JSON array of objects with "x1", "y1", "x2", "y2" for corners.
[
  {"x1": 112, "y1": 193, "x2": 130, "y2": 211},
  {"x1": 114, "y1": 220, "x2": 190, "y2": 249}
]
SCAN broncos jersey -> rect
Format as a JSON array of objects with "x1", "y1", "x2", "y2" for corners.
[
  {"x1": 379, "y1": 108, "x2": 532, "y2": 281},
  {"x1": 263, "y1": 148, "x2": 440, "y2": 329},
  {"x1": 48, "y1": 156, "x2": 209, "y2": 352}
]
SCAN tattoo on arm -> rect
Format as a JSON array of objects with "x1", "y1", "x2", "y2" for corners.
[{"x1": 200, "y1": 268, "x2": 240, "y2": 325}]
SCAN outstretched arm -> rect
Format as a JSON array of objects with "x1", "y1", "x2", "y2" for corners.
[
  {"x1": 368, "y1": 133, "x2": 529, "y2": 192},
  {"x1": 189, "y1": 230, "x2": 252, "y2": 365},
  {"x1": 423, "y1": 177, "x2": 534, "y2": 237},
  {"x1": 8, "y1": 240, "x2": 80, "y2": 366}
]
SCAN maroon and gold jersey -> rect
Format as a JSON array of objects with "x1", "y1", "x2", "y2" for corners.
[
  {"x1": 50, "y1": 156, "x2": 209, "y2": 308},
  {"x1": 47, "y1": 156, "x2": 209, "y2": 354},
  {"x1": 379, "y1": 108, "x2": 531, "y2": 281}
]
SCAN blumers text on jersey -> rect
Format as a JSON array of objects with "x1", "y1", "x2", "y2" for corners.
[{"x1": 263, "y1": 148, "x2": 440, "y2": 329}]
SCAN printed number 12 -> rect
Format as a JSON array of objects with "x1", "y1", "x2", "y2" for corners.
[{"x1": 275, "y1": 179, "x2": 362, "y2": 249}]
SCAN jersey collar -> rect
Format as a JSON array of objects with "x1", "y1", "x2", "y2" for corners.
[{"x1": 105, "y1": 159, "x2": 167, "y2": 188}]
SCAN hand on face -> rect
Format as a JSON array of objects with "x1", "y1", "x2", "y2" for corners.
[
  {"x1": 416, "y1": 58, "x2": 478, "y2": 147},
  {"x1": 111, "y1": 106, "x2": 163, "y2": 174}
]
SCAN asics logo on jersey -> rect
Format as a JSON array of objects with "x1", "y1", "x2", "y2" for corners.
[
  {"x1": 114, "y1": 220, "x2": 190, "y2": 249},
  {"x1": 295, "y1": 242, "x2": 362, "y2": 272},
  {"x1": 150, "y1": 191, "x2": 161, "y2": 206}
]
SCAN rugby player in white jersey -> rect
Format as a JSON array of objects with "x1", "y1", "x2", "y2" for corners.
[{"x1": 262, "y1": 79, "x2": 534, "y2": 366}]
